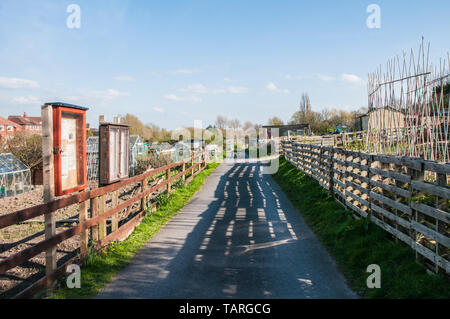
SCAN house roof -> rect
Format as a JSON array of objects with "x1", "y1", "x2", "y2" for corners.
[
  {"x1": 8, "y1": 115, "x2": 42, "y2": 126},
  {"x1": 363, "y1": 106, "x2": 406, "y2": 116},
  {"x1": 262, "y1": 124, "x2": 310, "y2": 130},
  {"x1": 0, "y1": 117, "x2": 20, "y2": 127},
  {"x1": 27, "y1": 117, "x2": 42, "y2": 125},
  {"x1": 43, "y1": 102, "x2": 89, "y2": 111}
]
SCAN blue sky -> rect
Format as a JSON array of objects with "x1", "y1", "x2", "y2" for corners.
[{"x1": 0, "y1": 0, "x2": 449, "y2": 129}]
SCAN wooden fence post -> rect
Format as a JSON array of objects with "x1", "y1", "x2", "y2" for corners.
[
  {"x1": 111, "y1": 191, "x2": 119, "y2": 232},
  {"x1": 435, "y1": 171, "x2": 446, "y2": 273},
  {"x1": 367, "y1": 154, "x2": 373, "y2": 217},
  {"x1": 182, "y1": 161, "x2": 186, "y2": 182},
  {"x1": 42, "y1": 104, "x2": 56, "y2": 295},
  {"x1": 409, "y1": 159, "x2": 424, "y2": 263},
  {"x1": 79, "y1": 198, "x2": 89, "y2": 258},
  {"x1": 167, "y1": 167, "x2": 171, "y2": 194},
  {"x1": 319, "y1": 146, "x2": 323, "y2": 179},
  {"x1": 329, "y1": 147, "x2": 335, "y2": 197},
  {"x1": 90, "y1": 197, "x2": 99, "y2": 242},
  {"x1": 203, "y1": 152, "x2": 207, "y2": 169},
  {"x1": 98, "y1": 195, "x2": 106, "y2": 240},
  {"x1": 141, "y1": 177, "x2": 148, "y2": 211}
]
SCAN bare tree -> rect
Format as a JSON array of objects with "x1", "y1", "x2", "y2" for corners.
[
  {"x1": 290, "y1": 92, "x2": 317, "y2": 125},
  {"x1": 299, "y1": 93, "x2": 311, "y2": 118},
  {"x1": 229, "y1": 118, "x2": 241, "y2": 129},
  {"x1": 215, "y1": 115, "x2": 228, "y2": 131}
]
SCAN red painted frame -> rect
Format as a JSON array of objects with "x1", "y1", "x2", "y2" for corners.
[{"x1": 53, "y1": 106, "x2": 87, "y2": 196}]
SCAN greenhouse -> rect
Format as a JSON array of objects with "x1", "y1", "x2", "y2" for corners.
[
  {"x1": 0, "y1": 153, "x2": 32, "y2": 198},
  {"x1": 130, "y1": 135, "x2": 148, "y2": 176},
  {"x1": 87, "y1": 136, "x2": 99, "y2": 181},
  {"x1": 87, "y1": 135, "x2": 149, "y2": 179}
]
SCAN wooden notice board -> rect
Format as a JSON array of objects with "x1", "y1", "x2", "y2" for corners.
[
  {"x1": 50, "y1": 103, "x2": 88, "y2": 196},
  {"x1": 99, "y1": 123, "x2": 130, "y2": 185}
]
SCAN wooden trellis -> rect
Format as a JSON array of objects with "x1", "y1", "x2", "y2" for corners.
[{"x1": 367, "y1": 39, "x2": 450, "y2": 162}]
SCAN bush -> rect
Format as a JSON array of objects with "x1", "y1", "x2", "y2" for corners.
[{"x1": 134, "y1": 151, "x2": 172, "y2": 175}]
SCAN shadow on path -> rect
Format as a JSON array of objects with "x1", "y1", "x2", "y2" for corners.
[{"x1": 97, "y1": 160, "x2": 357, "y2": 299}]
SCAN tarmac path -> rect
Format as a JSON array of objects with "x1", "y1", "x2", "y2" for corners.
[{"x1": 97, "y1": 160, "x2": 357, "y2": 299}]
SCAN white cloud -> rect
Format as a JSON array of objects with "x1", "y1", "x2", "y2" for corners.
[
  {"x1": 0, "y1": 77, "x2": 39, "y2": 89},
  {"x1": 284, "y1": 74, "x2": 304, "y2": 80},
  {"x1": 227, "y1": 86, "x2": 248, "y2": 94},
  {"x1": 315, "y1": 74, "x2": 335, "y2": 82},
  {"x1": 113, "y1": 75, "x2": 135, "y2": 82},
  {"x1": 168, "y1": 68, "x2": 201, "y2": 75},
  {"x1": 56, "y1": 89, "x2": 129, "y2": 106},
  {"x1": 266, "y1": 82, "x2": 289, "y2": 94},
  {"x1": 340, "y1": 73, "x2": 363, "y2": 84},
  {"x1": 284, "y1": 73, "x2": 364, "y2": 85},
  {"x1": 224, "y1": 77, "x2": 232, "y2": 82},
  {"x1": 181, "y1": 84, "x2": 225, "y2": 94},
  {"x1": 90, "y1": 89, "x2": 129, "y2": 100},
  {"x1": 12, "y1": 95, "x2": 41, "y2": 104},
  {"x1": 164, "y1": 94, "x2": 202, "y2": 102},
  {"x1": 153, "y1": 107, "x2": 165, "y2": 113},
  {"x1": 181, "y1": 83, "x2": 248, "y2": 95}
]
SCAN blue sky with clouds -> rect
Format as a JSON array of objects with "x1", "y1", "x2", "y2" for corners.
[{"x1": 0, "y1": 0, "x2": 449, "y2": 129}]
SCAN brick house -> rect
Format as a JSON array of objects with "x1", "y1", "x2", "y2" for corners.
[
  {"x1": 8, "y1": 112, "x2": 42, "y2": 135},
  {"x1": 0, "y1": 117, "x2": 21, "y2": 143}
]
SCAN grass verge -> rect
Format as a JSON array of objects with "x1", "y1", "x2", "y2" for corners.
[
  {"x1": 51, "y1": 163, "x2": 219, "y2": 299},
  {"x1": 272, "y1": 157, "x2": 450, "y2": 299}
]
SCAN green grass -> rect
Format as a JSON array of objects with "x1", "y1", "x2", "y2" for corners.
[
  {"x1": 51, "y1": 163, "x2": 219, "y2": 299},
  {"x1": 272, "y1": 157, "x2": 450, "y2": 299}
]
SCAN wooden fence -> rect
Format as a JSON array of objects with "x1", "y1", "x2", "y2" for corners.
[
  {"x1": 0, "y1": 152, "x2": 207, "y2": 298},
  {"x1": 282, "y1": 131, "x2": 366, "y2": 148},
  {"x1": 281, "y1": 140, "x2": 450, "y2": 275}
]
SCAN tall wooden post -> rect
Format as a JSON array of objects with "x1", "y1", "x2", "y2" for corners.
[
  {"x1": 191, "y1": 152, "x2": 195, "y2": 176},
  {"x1": 111, "y1": 191, "x2": 119, "y2": 232},
  {"x1": 42, "y1": 104, "x2": 56, "y2": 294},
  {"x1": 90, "y1": 197, "x2": 99, "y2": 242},
  {"x1": 141, "y1": 177, "x2": 148, "y2": 211},
  {"x1": 166, "y1": 167, "x2": 171, "y2": 194},
  {"x1": 79, "y1": 199, "x2": 88, "y2": 258},
  {"x1": 98, "y1": 195, "x2": 106, "y2": 241},
  {"x1": 182, "y1": 161, "x2": 186, "y2": 182}
]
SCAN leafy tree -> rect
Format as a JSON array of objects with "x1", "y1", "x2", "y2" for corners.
[
  {"x1": 2, "y1": 132, "x2": 42, "y2": 181},
  {"x1": 286, "y1": 92, "x2": 363, "y2": 134},
  {"x1": 267, "y1": 116, "x2": 284, "y2": 125},
  {"x1": 243, "y1": 121, "x2": 254, "y2": 131},
  {"x1": 121, "y1": 114, "x2": 153, "y2": 140}
]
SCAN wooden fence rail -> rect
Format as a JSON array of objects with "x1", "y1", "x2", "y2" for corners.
[
  {"x1": 283, "y1": 131, "x2": 366, "y2": 148},
  {"x1": 0, "y1": 152, "x2": 208, "y2": 298},
  {"x1": 281, "y1": 140, "x2": 450, "y2": 275}
]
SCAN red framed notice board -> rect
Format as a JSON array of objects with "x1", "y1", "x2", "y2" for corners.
[{"x1": 49, "y1": 103, "x2": 88, "y2": 196}]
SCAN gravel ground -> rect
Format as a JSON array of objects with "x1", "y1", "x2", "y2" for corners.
[
  {"x1": 0, "y1": 176, "x2": 168, "y2": 298},
  {"x1": 0, "y1": 185, "x2": 89, "y2": 298}
]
